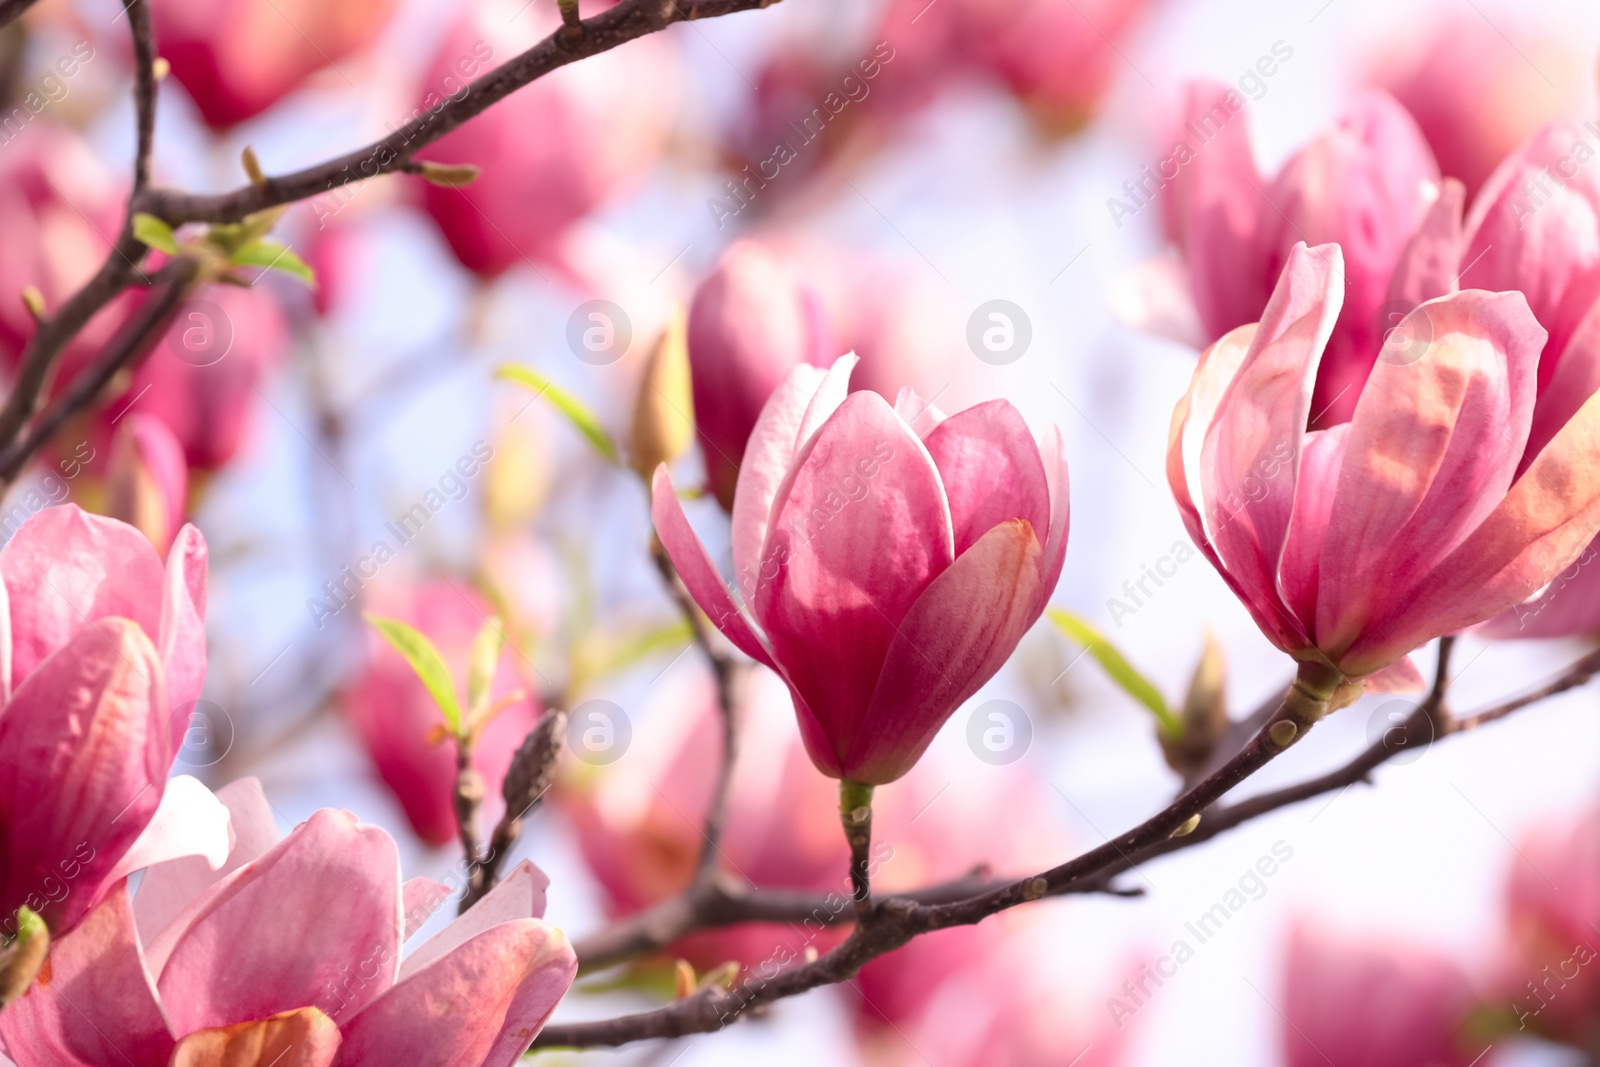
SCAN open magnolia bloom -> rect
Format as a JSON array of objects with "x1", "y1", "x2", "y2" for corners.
[
  {"x1": 1170, "y1": 242, "x2": 1600, "y2": 689},
  {"x1": 653, "y1": 354, "x2": 1069, "y2": 785},
  {"x1": 0, "y1": 780, "x2": 576, "y2": 1066}
]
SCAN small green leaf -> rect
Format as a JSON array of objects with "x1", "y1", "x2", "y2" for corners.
[
  {"x1": 231, "y1": 240, "x2": 315, "y2": 286},
  {"x1": 132, "y1": 213, "x2": 177, "y2": 255},
  {"x1": 364, "y1": 613, "x2": 463, "y2": 734},
  {"x1": 497, "y1": 364, "x2": 620, "y2": 465},
  {"x1": 1048, "y1": 607, "x2": 1180, "y2": 736},
  {"x1": 466, "y1": 616, "x2": 506, "y2": 724}
]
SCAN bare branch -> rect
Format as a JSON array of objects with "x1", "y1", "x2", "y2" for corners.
[
  {"x1": 0, "y1": 0, "x2": 39, "y2": 33},
  {"x1": 124, "y1": 0, "x2": 159, "y2": 192}
]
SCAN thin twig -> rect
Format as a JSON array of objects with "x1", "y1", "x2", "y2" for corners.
[
  {"x1": 124, "y1": 0, "x2": 158, "y2": 192},
  {"x1": 0, "y1": 0, "x2": 38, "y2": 32}
]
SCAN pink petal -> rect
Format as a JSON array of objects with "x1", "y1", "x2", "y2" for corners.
[
  {"x1": 792, "y1": 352, "x2": 856, "y2": 451},
  {"x1": 1364, "y1": 656, "x2": 1426, "y2": 693},
  {"x1": 729, "y1": 355, "x2": 856, "y2": 595},
  {"x1": 922, "y1": 400, "x2": 1050, "y2": 557},
  {"x1": 0, "y1": 617, "x2": 167, "y2": 935},
  {"x1": 402, "y1": 877, "x2": 452, "y2": 942},
  {"x1": 1478, "y1": 541, "x2": 1600, "y2": 638},
  {"x1": 1110, "y1": 253, "x2": 1206, "y2": 348},
  {"x1": 157, "y1": 523, "x2": 208, "y2": 753},
  {"x1": 650, "y1": 466, "x2": 777, "y2": 669},
  {"x1": 1526, "y1": 292, "x2": 1600, "y2": 467},
  {"x1": 1031, "y1": 423, "x2": 1071, "y2": 620},
  {"x1": 1348, "y1": 386, "x2": 1600, "y2": 672},
  {"x1": 134, "y1": 777, "x2": 279, "y2": 945},
  {"x1": 0, "y1": 886, "x2": 174, "y2": 1067},
  {"x1": 891, "y1": 386, "x2": 947, "y2": 438},
  {"x1": 1201, "y1": 242, "x2": 1343, "y2": 649},
  {"x1": 337, "y1": 920, "x2": 575, "y2": 1067},
  {"x1": 1256, "y1": 92, "x2": 1439, "y2": 424},
  {"x1": 104, "y1": 775, "x2": 230, "y2": 887},
  {"x1": 167, "y1": 1008, "x2": 342, "y2": 1067},
  {"x1": 1314, "y1": 290, "x2": 1544, "y2": 659},
  {"x1": 155, "y1": 809, "x2": 402, "y2": 1033},
  {"x1": 850, "y1": 520, "x2": 1045, "y2": 784},
  {"x1": 1462, "y1": 121, "x2": 1600, "y2": 386},
  {"x1": 400, "y1": 861, "x2": 550, "y2": 982},
  {"x1": 0, "y1": 505, "x2": 165, "y2": 690},
  {"x1": 1383, "y1": 177, "x2": 1464, "y2": 311},
  {"x1": 754, "y1": 391, "x2": 954, "y2": 765}
]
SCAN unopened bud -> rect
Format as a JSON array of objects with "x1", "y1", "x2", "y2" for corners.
[
  {"x1": 0, "y1": 908, "x2": 49, "y2": 1008},
  {"x1": 152, "y1": 57, "x2": 170, "y2": 80},
  {"x1": 241, "y1": 146, "x2": 266, "y2": 186},
  {"x1": 19, "y1": 286, "x2": 44, "y2": 322},
  {"x1": 415, "y1": 161, "x2": 482, "y2": 188},
  {"x1": 674, "y1": 959, "x2": 696, "y2": 999},
  {"x1": 1268, "y1": 720, "x2": 1299, "y2": 748},
  {"x1": 106, "y1": 414, "x2": 188, "y2": 556},
  {"x1": 1023, "y1": 877, "x2": 1049, "y2": 900},
  {"x1": 1169, "y1": 813, "x2": 1201, "y2": 838},
  {"x1": 627, "y1": 309, "x2": 694, "y2": 480},
  {"x1": 501, "y1": 709, "x2": 567, "y2": 821},
  {"x1": 1160, "y1": 631, "x2": 1230, "y2": 777}
]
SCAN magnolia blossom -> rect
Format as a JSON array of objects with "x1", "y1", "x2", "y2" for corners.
[
  {"x1": 345, "y1": 576, "x2": 540, "y2": 847},
  {"x1": 106, "y1": 414, "x2": 189, "y2": 556},
  {"x1": 0, "y1": 780, "x2": 576, "y2": 1064},
  {"x1": 654, "y1": 355, "x2": 1068, "y2": 784},
  {"x1": 686, "y1": 240, "x2": 833, "y2": 509},
  {"x1": 1282, "y1": 924, "x2": 1479, "y2": 1067},
  {"x1": 150, "y1": 0, "x2": 399, "y2": 126},
  {"x1": 1148, "y1": 84, "x2": 1439, "y2": 423},
  {"x1": 0, "y1": 506, "x2": 213, "y2": 938},
  {"x1": 415, "y1": 0, "x2": 676, "y2": 277},
  {"x1": 1169, "y1": 242, "x2": 1600, "y2": 684}
]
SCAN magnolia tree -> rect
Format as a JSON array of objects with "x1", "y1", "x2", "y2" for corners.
[{"x1": 0, "y1": 0, "x2": 1597, "y2": 1063}]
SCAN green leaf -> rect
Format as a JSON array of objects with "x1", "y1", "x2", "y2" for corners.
[
  {"x1": 1047, "y1": 607, "x2": 1180, "y2": 736},
  {"x1": 497, "y1": 364, "x2": 620, "y2": 465},
  {"x1": 132, "y1": 213, "x2": 177, "y2": 255},
  {"x1": 364, "y1": 613, "x2": 463, "y2": 735},
  {"x1": 466, "y1": 616, "x2": 506, "y2": 724},
  {"x1": 231, "y1": 240, "x2": 315, "y2": 286}
]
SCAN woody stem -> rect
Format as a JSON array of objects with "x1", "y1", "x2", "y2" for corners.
[{"x1": 839, "y1": 779, "x2": 875, "y2": 920}]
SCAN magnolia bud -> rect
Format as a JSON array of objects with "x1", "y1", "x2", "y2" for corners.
[
  {"x1": 1159, "y1": 631, "x2": 1229, "y2": 778},
  {"x1": 106, "y1": 414, "x2": 189, "y2": 555},
  {"x1": 627, "y1": 310, "x2": 694, "y2": 480},
  {"x1": 19, "y1": 285, "x2": 45, "y2": 322},
  {"x1": 415, "y1": 161, "x2": 482, "y2": 188},
  {"x1": 501, "y1": 709, "x2": 567, "y2": 823},
  {"x1": 241, "y1": 145, "x2": 266, "y2": 186},
  {"x1": 0, "y1": 908, "x2": 48, "y2": 1008}
]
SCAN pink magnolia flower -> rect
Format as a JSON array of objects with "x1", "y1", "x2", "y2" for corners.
[
  {"x1": 653, "y1": 355, "x2": 1069, "y2": 785},
  {"x1": 105, "y1": 414, "x2": 189, "y2": 556},
  {"x1": 1497, "y1": 805, "x2": 1600, "y2": 1043},
  {"x1": 1374, "y1": 14, "x2": 1581, "y2": 200},
  {"x1": 1282, "y1": 923, "x2": 1479, "y2": 1067},
  {"x1": 149, "y1": 0, "x2": 399, "y2": 127},
  {"x1": 415, "y1": 1, "x2": 676, "y2": 278},
  {"x1": 686, "y1": 240, "x2": 833, "y2": 510},
  {"x1": 0, "y1": 780, "x2": 576, "y2": 1064},
  {"x1": 1169, "y1": 242, "x2": 1600, "y2": 684},
  {"x1": 345, "y1": 576, "x2": 540, "y2": 847},
  {"x1": 1157, "y1": 83, "x2": 1439, "y2": 424},
  {"x1": 0, "y1": 506, "x2": 212, "y2": 938}
]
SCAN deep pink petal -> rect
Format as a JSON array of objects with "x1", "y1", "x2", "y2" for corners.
[
  {"x1": 850, "y1": 520, "x2": 1044, "y2": 784},
  {"x1": 1031, "y1": 423, "x2": 1071, "y2": 620},
  {"x1": 399, "y1": 860, "x2": 550, "y2": 982},
  {"x1": 1348, "y1": 387, "x2": 1600, "y2": 671},
  {"x1": 0, "y1": 617, "x2": 166, "y2": 935},
  {"x1": 157, "y1": 523, "x2": 208, "y2": 753},
  {"x1": 651, "y1": 466, "x2": 777, "y2": 669},
  {"x1": 0, "y1": 886, "x2": 174, "y2": 1067},
  {"x1": 1526, "y1": 291, "x2": 1600, "y2": 467},
  {"x1": 1478, "y1": 538, "x2": 1600, "y2": 638},
  {"x1": 1383, "y1": 177, "x2": 1464, "y2": 311},
  {"x1": 338, "y1": 920, "x2": 575, "y2": 1067},
  {"x1": 0, "y1": 505, "x2": 165, "y2": 690},
  {"x1": 1278, "y1": 423, "x2": 1350, "y2": 626},
  {"x1": 155, "y1": 809, "x2": 402, "y2": 1033},
  {"x1": 754, "y1": 391, "x2": 954, "y2": 766},
  {"x1": 1314, "y1": 290, "x2": 1544, "y2": 658},
  {"x1": 922, "y1": 400, "x2": 1050, "y2": 557},
  {"x1": 1200, "y1": 242, "x2": 1343, "y2": 650},
  {"x1": 134, "y1": 777, "x2": 279, "y2": 946}
]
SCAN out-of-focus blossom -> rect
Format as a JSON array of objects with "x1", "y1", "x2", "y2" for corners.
[
  {"x1": 105, "y1": 414, "x2": 188, "y2": 556},
  {"x1": 345, "y1": 575, "x2": 540, "y2": 847},
  {"x1": 1155, "y1": 83, "x2": 1439, "y2": 423},
  {"x1": 415, "y1": 0, "x2": 676, "y2": 278},
  {"x1": 686, "y1": 240, "x2": 833, "y2": 510},
  {"x1": 654, "y1": 355, "x2": 1069, "y2": 784},
  {"x1": 149, "y1": 0, "x2": 400, "y2": 127},
  {"x1": 628, "y1": 311, "x2": 694, "y2": 480},
  {"x1": 1169, "y1": 243, "x2": 1600, "y2": 685},
  {"x1": 0, "y1": 506, "x2": 216, "y2": 939},
  {"x1": 123, "y1": 285, "x2": 288, "y2": 472},
  {"x1": 1497, "y1": 805, "x2": 1600, "y2": 1043},
  {"x1": 0, "y1": 781, "x2": 576, "y2": 1064},
  {"x1": 0, "y1": 125, "x2": 133, "y2": 378},
  {"x1": 1282, "y1": 923, "x2": 1480, "y2": 1067},
  {"x1": 1374, "y1": 14, "x2": 1581, "y2": 200}
]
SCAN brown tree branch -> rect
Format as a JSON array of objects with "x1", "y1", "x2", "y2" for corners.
[
  {"x1": 125, "y1": 0, "x2": 158, "y2": 193},
  {"x1": 0, "y1": 0, "x2": 38, "y2": 33}
]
